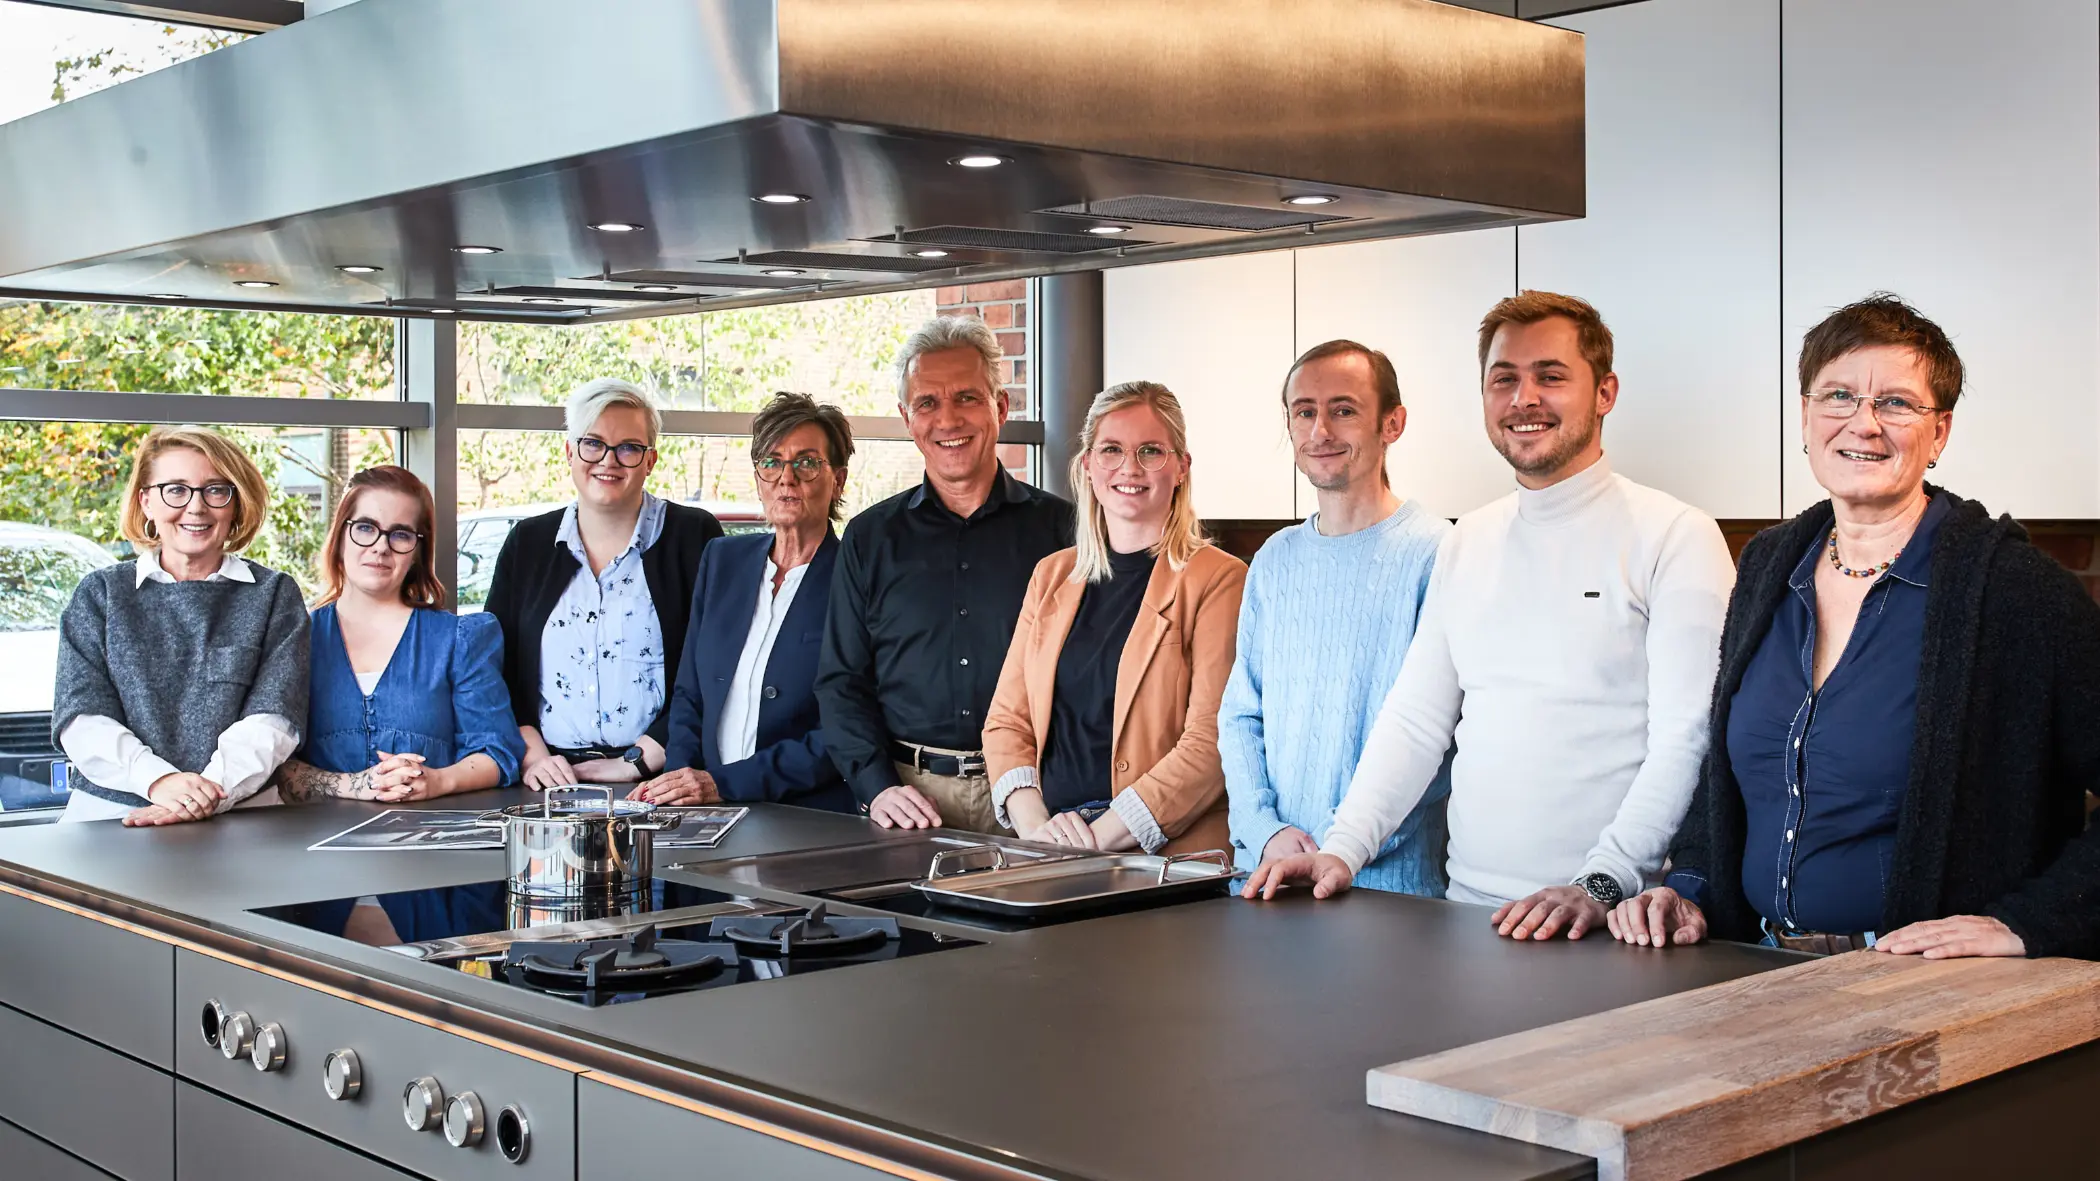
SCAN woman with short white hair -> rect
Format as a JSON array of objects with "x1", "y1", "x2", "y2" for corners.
[{"x1": 484, "y1": 378, "x2": 724, "y2": 788}]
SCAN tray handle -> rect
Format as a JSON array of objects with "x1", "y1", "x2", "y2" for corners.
[
  {"x1": 928, "y1": 844, "x2": 1007, "y2": 880},
  {"x1": 1157, "y1": 848, "x2": 1231, "y2": 884}
]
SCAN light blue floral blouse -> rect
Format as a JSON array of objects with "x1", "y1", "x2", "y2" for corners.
[{"x1": 536, "y1": 493, "x2": 667, "y2": 749}]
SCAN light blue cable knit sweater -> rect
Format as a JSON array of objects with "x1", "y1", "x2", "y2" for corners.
[{"x1": 1219, "y1": 500, "x2": 1452, "y2": 895}]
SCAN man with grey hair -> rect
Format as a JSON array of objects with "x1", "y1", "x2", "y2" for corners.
[
  {"x1": 486, "y1": 377, "x2": 723, "y2": 790},
  {"x1": 817, "y1": 316, "x2": 1073, "y2": 832}
]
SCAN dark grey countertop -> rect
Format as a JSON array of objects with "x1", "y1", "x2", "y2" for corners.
[{"x1": 0, "y1": 794, "x2": 1797, "y2": 1181}]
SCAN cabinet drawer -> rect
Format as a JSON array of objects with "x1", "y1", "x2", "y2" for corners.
[
  {"x1": 177, "y1": 1081, "x2": 415, "y2": 1181},
  {"x1": 175, "y1": 950, "x2": 574, "y2": 1181},
  {"x1": 579, "y1": 1076, "x2": 890, "y2": 1180},
  {"x1": 0, "y1": 1114, "x2": 119, "y2": 1181},
  {"x1": 0, "y1": 888, "x2": 173, "y2": 1065},
  {"x1": 0, "y1": 1002, "x2": 171, "y2": 1181}
]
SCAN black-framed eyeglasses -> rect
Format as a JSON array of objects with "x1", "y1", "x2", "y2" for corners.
[
  {"x1": 1803, "y1": 389, "x2": 1942, "y2": 425},
  {"x1": 146, "y1": 482, "x2": 236, "y2": 509},
  {"x1": 755, "y1": 455, "x2": 832, "y2": 483},
  {"x1": 574, "y1": 437, "x2": 653, "y2": 468},
  {"x1": 347, "y1": 518, "x2": 423, "y2": 555},
  {"x1": 1091, "y1": 443, "x2": 1177, "y2": 472}
]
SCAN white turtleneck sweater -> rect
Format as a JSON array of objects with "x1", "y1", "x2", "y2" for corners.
[{"x1": 1321, "y1": 457, "x2": 1736, "y2": 906}]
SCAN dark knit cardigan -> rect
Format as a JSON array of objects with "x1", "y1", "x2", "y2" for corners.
[
  {"x1": 483, "y1": 500, "x2": 722, "y2": 746},
  {"x1": 1671, "y1": 487, "x2": 2100, "y2": 960}
]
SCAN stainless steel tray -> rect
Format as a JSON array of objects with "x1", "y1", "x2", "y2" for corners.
[
  {"x1": 911, "y1": 847, "x2": 1232, "y2": 917},
  {"x1": 686, "y1": 833, "x2": 1089, "y2": 896}
]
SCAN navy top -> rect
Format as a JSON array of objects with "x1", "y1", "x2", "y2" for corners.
[
  {"x1": 1040, "y1": 548, "x2": 1155, "y2": 813},
  {"x1": 1673, "y1": 494, "x2": 1947, "y2": 934},
  {"x1": 663, "y1": 531, "x2": 851, "y2": 812},
  {"x1": 303, "y1": 606, "x2": 525, "y2": 785}
]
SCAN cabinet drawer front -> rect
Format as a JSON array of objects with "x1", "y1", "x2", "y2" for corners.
[
  {"x1": 0, "y1": 1113, "x2": 122, "y2": 1181},
  {"x1": 177, "y1": 1082, "x2": 415, "y2": 1181},
  {"x1": 0, "y1": 889, "x2": 173, "y2": 1065},
  {"x1": 579, "y1": 1076, "x2": 890, "y2": 1180},
  {"x1": 0, "y1": 1002, "x2": 171, "y2": 1181},
  {"x1": 176, "y1": 950, "x2": 575, "y2": 1181}
]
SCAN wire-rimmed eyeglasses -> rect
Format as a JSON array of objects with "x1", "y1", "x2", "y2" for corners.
[
  {"x1": 755, "y1": 456, "x2": 833, "y2": 484},
  {"x1": 1090, "y1": 443, "x2": 1177, "y2": 472}
]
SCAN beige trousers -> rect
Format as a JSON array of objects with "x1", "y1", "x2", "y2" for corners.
[{"x1": 891, "y1": 760, "x2": 1009, "y2": 836}]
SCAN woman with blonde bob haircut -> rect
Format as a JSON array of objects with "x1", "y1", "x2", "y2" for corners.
[
  {"x1": 54, "y1": 426, "x2": 310, "y2": 825},
  {"x1": 984, "y1": 381, "x2": 1247, "y2": 854}
]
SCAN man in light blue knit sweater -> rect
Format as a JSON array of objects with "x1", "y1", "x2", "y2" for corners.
[{"x1": 1219, "y1": 341, "x2": 1452, "y2": 895}]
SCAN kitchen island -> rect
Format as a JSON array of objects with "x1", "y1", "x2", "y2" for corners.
[{"x1": 0, "y1": 793, "x2": 2089, "y2": 1181}]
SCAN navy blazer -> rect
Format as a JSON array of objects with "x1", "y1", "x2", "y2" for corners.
[{"x1": 663, "y1": 531, "x2": 851, "y2": 811}]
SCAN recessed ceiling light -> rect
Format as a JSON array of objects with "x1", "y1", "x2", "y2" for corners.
[
  {"x1": 522, "y1": 297, "x2": 565, "y2": 305},
  {"x1": 453, "y1": 245, "x2": 502, "y2": 255},
  {"x1": 337, "y1": 264, "x2": 383, "y2": 274},
  {"x1": 760, "y1": 268, "x2": 805, "y2": 277},
  {"x1": 234, "y1": 279, "x2": 278, "y2": 289},
  {"x1": 589, "y1": 221, "x2": 643, "y2": 233},
  {"x1": 633, "y1": 284, "x2": 679, "y2": 293},
  {"x1": 752, "y1": 193, "x2": 810, "y2": 205},
  {"x1": 951, "y1": 154, "x2": 1007, "y2": 169},
  {"x1": 912, "y1": 248, "x2": 951, "y2": 259},
  {"x1": 1284, "y1": 194, "x2": 1339, "y2": 206},
  {"x1": 1086, "y1": 225, "x2": 1130, "y2": 236}
]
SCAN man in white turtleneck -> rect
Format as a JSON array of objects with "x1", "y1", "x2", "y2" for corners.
[{"x1": 1244, "y1": 291, "x2": 1735, "y2": 942}]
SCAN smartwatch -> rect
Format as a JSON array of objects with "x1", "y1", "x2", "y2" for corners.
[
  {"x1": 1577, "y1": 872, "x2": 1625, "y2": 907},
  {"x1": 621, "y1": 745, "x2": 646, "y2": 773}
]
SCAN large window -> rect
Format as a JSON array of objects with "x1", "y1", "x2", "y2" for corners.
[{"x1": 0, "y1": 3, "x2": 245, "y2": 127}]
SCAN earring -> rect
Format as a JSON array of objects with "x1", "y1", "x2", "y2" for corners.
[
  {"x1": 1802, "y1": 444, "x2": 1808, "y2": 454},
  {"x1": 1928, "y1": 460, "x2": 1937, "y2": 469}
]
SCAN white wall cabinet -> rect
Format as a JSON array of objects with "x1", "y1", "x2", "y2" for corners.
[
  {"x1": 1103, "y1": 252, "x2": 1297, "y2": 520},
  {"x1": 1525, "y1": 0, "x2": 1781, "y2": 519},
  {"x1": 1780, "y1": 0, "x2": 2100, "y2": 517},
  {"x1": 1293, "y1": 230, "x2": 1519, "y2": 518}
]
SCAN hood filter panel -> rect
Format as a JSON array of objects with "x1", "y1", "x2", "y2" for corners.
[
  {"x1": 880, "y1": 227, "x2": 1154, "y2": 255},
  {"x1": 1041, "y1": 195, "x2": 1350, "y2": 233},
  {"x1": 722, "y1": 251, "x2": 960, "y2": 274}
]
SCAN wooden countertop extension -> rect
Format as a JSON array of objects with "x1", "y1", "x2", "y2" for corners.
[{"x1": 1367, "y1": 949, "x2": 2100, "y2": 1181}]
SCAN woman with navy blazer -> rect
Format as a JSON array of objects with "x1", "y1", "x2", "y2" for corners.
[{"x1": 635, "y1": 393, "x2": 853, "y2": 811}]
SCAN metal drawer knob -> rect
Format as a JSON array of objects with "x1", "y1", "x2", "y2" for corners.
[
  {"x1": 200, "y1": 999, "x2": 229, "y2": 1049},
  {"x1": 402, "y1": 1077, "x2": 444, "y2": 1132},
  {"x1": 218, "y1": 1012, "x2": 256, "y2": 1062},
  {"x1": 495, "y1": 1105, "x2": 531, "y2": 1165},
  {"x1": 322, "y1": 1049, "x2": 361, "y2": 1100},
  {"x1": 250, "y1": 1022, "x2": 288, "y2": 1072},
  {"x1": 443, "y1": 1091, "x2": 486, "y2": 1148}
]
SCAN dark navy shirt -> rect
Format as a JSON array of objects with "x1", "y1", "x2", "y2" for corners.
[{"x1": 1674, "y1": 495, "x2": 1946, "y2": 934}]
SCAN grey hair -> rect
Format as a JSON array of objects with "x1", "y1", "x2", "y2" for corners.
[
  {"x1": 565, "y1": 377, "x2": 663, "y2": 446},
  {"x1": 894, "y1": 315, "x2": 1005, "y2": 407},
  {"x1": 750, "y1": 391, "x2": 856, "y2": 522}
]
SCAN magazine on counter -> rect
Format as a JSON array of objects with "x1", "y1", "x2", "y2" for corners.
[{"x1": 308, "y1": 805, "x2": 748, "y2": 851}]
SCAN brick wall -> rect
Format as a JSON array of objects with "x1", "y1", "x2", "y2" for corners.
[{"x1": 936, "y1": 280, "x2": 1033, "y2": 483}]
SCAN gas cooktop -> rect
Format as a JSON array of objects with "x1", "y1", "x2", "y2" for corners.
[{"x1": 256, "y1": 880, "x2": 978, "y2": 1008}]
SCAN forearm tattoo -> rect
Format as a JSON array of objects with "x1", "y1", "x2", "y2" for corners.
[{"x1": 272, "y1": 758, "x2": 376, "y2": 804}]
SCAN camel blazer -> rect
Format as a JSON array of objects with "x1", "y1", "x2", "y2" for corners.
[{"x1": 984, "y1": 543, "x2": 1247, "y2": 855}]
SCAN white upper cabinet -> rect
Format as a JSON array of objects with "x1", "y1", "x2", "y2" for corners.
[
  {"x1": 1103, "y1": 252, "x2": 1297, "y2": 520},
  {"x1": 1524, "y1": 0, "x2": 1782, "y2": 520},
  {"x1": 1781, "y1": 0, "x2": 2100, "y2": 517},
  {"x1": 1293, "y1": 230, "x2": 1520, "y2": 518}
]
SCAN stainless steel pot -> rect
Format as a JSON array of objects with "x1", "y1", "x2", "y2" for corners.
[{"x1": 473, "y1": 786, "x2": 677, "y2": 900}]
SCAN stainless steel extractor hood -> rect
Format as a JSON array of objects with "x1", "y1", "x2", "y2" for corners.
[{"x1": 0, "y1": 0, "x2": 1584, "y2": 323}]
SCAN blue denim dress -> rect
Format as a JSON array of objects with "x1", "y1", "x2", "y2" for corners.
[{"x1": 303, "y1": 606, "x2": 525, "y2": 942}]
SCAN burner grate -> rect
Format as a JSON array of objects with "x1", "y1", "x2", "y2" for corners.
[{"x1": 710, "y1": 902, "x2": 898, "y2": 958}]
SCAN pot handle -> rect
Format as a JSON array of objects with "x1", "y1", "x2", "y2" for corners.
[
  {"x1": 538, "y1": 784, "x2": 616, "y2": 818},
  {"x1": 628, "y1": 812, "x2": 683, "y2": 831},
  {"x1": 468, "y1": 811, "x2": 509, "y2": 830}
]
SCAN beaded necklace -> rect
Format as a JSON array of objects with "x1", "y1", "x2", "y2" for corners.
[{"x1": 1826, "y1": 528, "x2": 1898, "y2": 579}]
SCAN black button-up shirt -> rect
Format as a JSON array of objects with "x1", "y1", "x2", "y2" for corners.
[
  {"x1": 816, "y1": 468, "x2": 1074, "y2": 803},
  {"x1": 1672, "y1": 494, "x2": 1947, "y2": 934}
]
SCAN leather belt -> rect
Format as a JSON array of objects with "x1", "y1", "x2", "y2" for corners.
[
  {"x1": 1772, "y1": 930, "x2": 1875, "y2": 955},
  {"x1": 891, "y1": 740, "x2": 987, "y2": 778}
]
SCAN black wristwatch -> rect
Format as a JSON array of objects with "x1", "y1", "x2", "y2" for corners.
[
  {"x1": 1576, "y1": 872, "x2": 1625, "y2": 907},
  {"x1": 621, "y1": 745, "x2": 647, "y2": 772}
]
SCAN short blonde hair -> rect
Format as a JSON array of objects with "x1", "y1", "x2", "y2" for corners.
[
  {"x1": 119, "y1": 426, "x2": 271, "y2": 553},
  {"x1": 1069, "y1": 381, "x2": 1207, "y2": 584},
  {"x1": 565, "y1": 377, "x2": 663, "y2": 446}
]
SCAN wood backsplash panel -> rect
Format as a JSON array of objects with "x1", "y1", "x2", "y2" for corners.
[{"x1": 1366, "y1": 951, "x2": 2100, "y2": 1181}]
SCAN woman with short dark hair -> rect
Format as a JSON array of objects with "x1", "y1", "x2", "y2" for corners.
[
  {"x1": 637, "y1": 392, "x2": 855, "y2": 810},
  {"x1": 1612, "y1": 294, "x2": 2100, "y2": 961}
]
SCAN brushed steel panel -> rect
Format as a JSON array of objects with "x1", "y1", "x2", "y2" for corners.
[
  {"x1": 0, "y1": 1114, "x2": 119, "y2": 1181},
  {"x1": 0, "y1": 1003, "x2": 172, "y2": 1181},
  {"x1": 0, "y1": 889, "x2": 173, "y2": 1067},
  {"x1": 580, "y1": 1076, "x2": 890, "y2": 1181},
  {"x1": 176, "y1": 1082, "x2": 414, "y2": 1181}
]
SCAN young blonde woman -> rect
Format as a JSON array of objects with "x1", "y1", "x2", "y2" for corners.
[
  {"x1": 53, "y1": 425, "x2": 309, "y2": 825},
  {"x1": 983, "y1": 381, "x2": 1247, "y2": 854}
]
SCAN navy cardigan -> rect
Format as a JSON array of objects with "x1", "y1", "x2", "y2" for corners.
[{"x1": 662, "y1": 531, "x2": 850, "y2": 811}]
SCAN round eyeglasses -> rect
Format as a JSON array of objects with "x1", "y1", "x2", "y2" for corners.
[
  {"x1": 755, "y1": 456, "x2": 832, "y2": 484},
  {"x1": 574, "y1": 437, "x2": 653, "y2": 468},
  {"x1": 1090, "y1": 443, "x2": 1177, "y2": 472},
  {"x1": 146, "y1": 482, "x2": 236, "y2": 509},
  {"x1": 347, "y1": 518, "x2": 423, "y2": 555}
]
